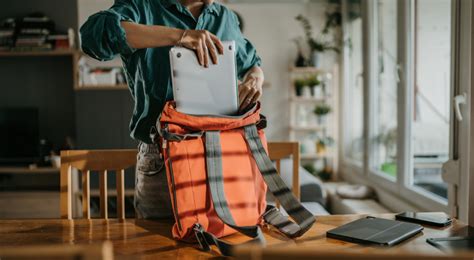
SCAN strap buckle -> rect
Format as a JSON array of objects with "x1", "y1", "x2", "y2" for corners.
[
  {"x1": 262, "y1": 205, "x2": 279, "y2": 222},
  {"x1": 193, "y1": 223, "x2": 210, "y2": 252}
]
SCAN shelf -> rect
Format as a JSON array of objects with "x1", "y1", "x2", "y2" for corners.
[
  {"x1": 74, "y1": 84, "x2": 128, "y2": 91},
  {"x1": 289, "y1": 66, "x2": 323, "y2": 74},
  {"x1": 290, "y1": 96, "x2": 330, "y2": 102},
  {"x1": 0, "y1": 49, "x2": 79, "y2": 57},
  {"x1": 290, "y1": 125, "x2": 324, "y2": 131},
  {"x1": 0, "y1": 166, "x2": 60, "y2": 174},
  {"x1": 300, "y1": 153, "x2": 333, "y2": 160}
]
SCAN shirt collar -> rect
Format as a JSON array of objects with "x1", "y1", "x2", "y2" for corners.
[{"x1": 162, "y1": 0, "x2": 219, "y2": 16}]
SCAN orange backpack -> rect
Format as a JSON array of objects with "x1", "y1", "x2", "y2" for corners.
[{"x1": 156, "y1": 102, "x2": 315, "y2": 255}]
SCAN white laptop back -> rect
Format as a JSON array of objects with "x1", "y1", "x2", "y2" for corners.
[{"x1": 169, "y1": 41, "x2": 238, "y2": 116}]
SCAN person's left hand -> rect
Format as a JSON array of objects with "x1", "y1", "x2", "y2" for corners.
[{"x1": 239, "y1": 73, "x2": 263, "y2": 111}]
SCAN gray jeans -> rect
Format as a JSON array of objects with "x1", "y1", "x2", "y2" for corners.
[{"x1": 134, "y1": 142, "x2": 173, "y2": 219}]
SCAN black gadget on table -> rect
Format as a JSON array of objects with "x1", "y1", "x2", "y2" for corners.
[
  {"x1": 395, "y1": 212, "x2": 452, "y2": 227},
  {"x1": 326, "y1": 216, "x2": 424, "y2": 246}
]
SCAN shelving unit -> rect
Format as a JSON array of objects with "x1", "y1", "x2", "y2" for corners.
[
  {"x1": 289, "y1": 66, "x2": 339, "y2": 180},
  {"x1": 74, "y1": 84, "x2": 128, "y2": 91},
  {"x1": 0, "y1": 167, "x2": 59, "y2": 174},
  {"x1": 0, "y1": 49, "x2": 78, "y2": 57}
]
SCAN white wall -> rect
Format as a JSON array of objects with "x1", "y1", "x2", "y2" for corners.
[
  {"x1": 78, "y1": 0, "x2": 332, "y2": 141},
  {"x1": 226, "y1": 2, "x2": 331, "y2": 140}
]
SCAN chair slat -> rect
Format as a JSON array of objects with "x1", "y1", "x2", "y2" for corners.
[
  {"x1": 99, "y1": 170, "x2": 108, "y2": 219},
  {"x1": 116, "y1": 169, "x2": 125, "y2": 219},
  {"x1": 82, "y1": 170, "x2": 90, "y2": 219}
]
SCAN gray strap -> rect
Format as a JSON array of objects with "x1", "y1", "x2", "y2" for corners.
[
  {"x1": 244, "y1": 124, "x2": 315, "y2": 237},
  {"x1": 203, "y1": 131, "x2": 266, "y2": 255}
]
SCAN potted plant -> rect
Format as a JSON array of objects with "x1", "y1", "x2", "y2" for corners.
[
  {"x1": 313, "y1": 104, "x2": 331, "y2": 124},
  {"x1": 306, "y1": 75, "x2": 321, "y2": 98},
  {"x1": 317, "y1": 167, "x2": 333, "y2": 181},
  {"x1": 317, "y1": 136, "x2": 335, "y2": 155},
  {"x1": 295, "y1": 15, "x2": 340, "y2": 68},
  {"x1": 294, "y1": 79, "x2": 306, "y2": 96},
  {"x1": 293, "y1": 37, "x2": 308, "y2": 67},
  {"x1": 303, "y1": 163, "x2": 317, "y2": 175},
  {"x1": 375, "y1": 127, "x2": 397, "y2": 176}
]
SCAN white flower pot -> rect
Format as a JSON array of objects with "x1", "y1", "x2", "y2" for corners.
[
  {"x1": 302, "y1": 85, "x2": 312, "y2": 98},
  {"x1": 317, "y1": 115, "x2": 327, "y2": 125},
  {"x1": 312, "y1": 85, "x2": 323, "y2": 98},
  {"x1": 312, "y1": 51, "x2": 322, "y2": 68}
]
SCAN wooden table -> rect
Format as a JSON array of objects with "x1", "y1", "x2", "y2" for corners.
[{"x1": 1, "y1": 214, "x2": 473, "y2": 259}]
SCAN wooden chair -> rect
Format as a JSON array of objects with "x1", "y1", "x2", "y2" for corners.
[
  {"x1": 0, "y1": 241, "x2": 114, "y2": 260},
  {"x1": 60, "y1": 142, "x2": 299, "y2": 219},
  {"x1": 60, "y1": 149, "x2": 137, "y2": 219},
  {"x1": 267, "y1": 142, "x2": 300, "y2": 200}
]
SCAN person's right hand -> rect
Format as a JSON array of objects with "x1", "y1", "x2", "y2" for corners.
[{"x1": 180, "y1": 30, "x2": 224, "y2": 67}]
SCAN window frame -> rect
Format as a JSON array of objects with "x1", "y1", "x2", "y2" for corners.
[
  {"x1": 341, "y1": 0, "x2": 451, "y2": 213},
  {"x1": 341, "y1": 0, "x2": 365, "y2": 171}
]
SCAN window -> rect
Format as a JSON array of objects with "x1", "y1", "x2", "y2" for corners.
[
  {"x1": 410, "y1": 0, "x2": 451, "y2": 200},
  {"x1": 341, "y1": 0, "x2": 455, "y2": 212},
  {"x1": 371, "y1": 0, "x2": 398, "y2": 179},
  {"x1": 344, "y1": 0, "x2": 364, "y2": 164}
]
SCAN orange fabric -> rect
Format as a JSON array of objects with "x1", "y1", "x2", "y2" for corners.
[{"x1": 160, "y1": 102, "x2": 268, "y2": 241}]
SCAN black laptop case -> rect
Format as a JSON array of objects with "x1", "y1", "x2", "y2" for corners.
[{"x1": 327, "y1": 217, "x2": 424, "y2": 246}]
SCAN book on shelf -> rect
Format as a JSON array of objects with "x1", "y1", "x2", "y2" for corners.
[
  {"x1": 10, "y1": 44, "x2": 53, "y2": 52},
  {"x1": 0, "y1": 13, "x2": 75, "y2": 52}
]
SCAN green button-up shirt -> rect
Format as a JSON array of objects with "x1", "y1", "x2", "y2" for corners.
[{"x1": 80, "y1": 0, "x2": 261, "y2": 143}]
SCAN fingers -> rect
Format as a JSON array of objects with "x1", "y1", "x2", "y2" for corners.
[
  {"x1": 209, "y1": 34, "x2": 224, "y2": 54},
  {"x1": 241, "y1": 89, "x2": 257, "y2": 109},
  {"x1": 239, "y1": 78, "x2": 260, "y2": 110},
  {"x1": 202, "y1": 40, "x2": 209, "y2": 67},
  {"x1": 195, "y1": 41, "x2": 204, "y2": 66},
  {"x1": 184, "y1": 30, "x2": 223, "y2": 67},
  {"x1": 206, "y1": 34, "x2": 218, "y2": 65}
]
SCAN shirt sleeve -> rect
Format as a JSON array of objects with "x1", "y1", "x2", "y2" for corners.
[
  {"x1": 231, "y1": 12, "x2": 262, "y2": 80},
  {"x1": 80, "y1": 0, "x2": 140, "y2": 61}
]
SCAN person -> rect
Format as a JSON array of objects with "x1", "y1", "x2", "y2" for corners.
[{"x1": 80, "y1": 0, "x2": 264, "y2": 218}]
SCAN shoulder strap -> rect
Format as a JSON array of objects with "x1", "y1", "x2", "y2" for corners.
[
  {"x1": 243, "y1": 125, "x2": 315, "y2": 237},
  {"x1": 197, "y1": 127, "x2": 315, "y2": 256}
]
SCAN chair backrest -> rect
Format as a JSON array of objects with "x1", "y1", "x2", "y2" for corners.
[
  {"x1": 60, "y1": 143, "x2": 298, "y2": 219},
  {"x1": 60, "y1": 149, "x2": 137, "y2": 219},
  {"x1": 0, "y1": 241, "x2": 114, "y2": 260},
  {"x1": 267, "y1": 142, "x2": 300, "y2": 200}
]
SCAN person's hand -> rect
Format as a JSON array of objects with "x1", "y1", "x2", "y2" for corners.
[
  {"x1": 179, "y1": 30, "x2": 224, "y2": 67},
  {"x1": 239, "y1": 73, "x2": 263, "y2": 111}
]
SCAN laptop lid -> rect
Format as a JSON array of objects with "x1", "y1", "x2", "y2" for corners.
[
  {"x1": 327, "y1": 217, "x2": 424, "y2": 246},
  {"x1": 169, "y1": 41, "x2": 239, "y2": 116}
]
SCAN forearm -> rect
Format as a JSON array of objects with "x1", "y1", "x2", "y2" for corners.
[{"x1": 121, "y1": 21, "x2": 184, "y2": 49}]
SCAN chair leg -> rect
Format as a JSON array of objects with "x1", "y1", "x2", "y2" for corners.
[{"x1": 60, "y1": 162, "x2": 72, "y2": 219}]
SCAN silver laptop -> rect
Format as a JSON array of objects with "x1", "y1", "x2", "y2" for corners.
[{"x1": 169, "y1": 41, "x2": 239, "y2": 116}]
